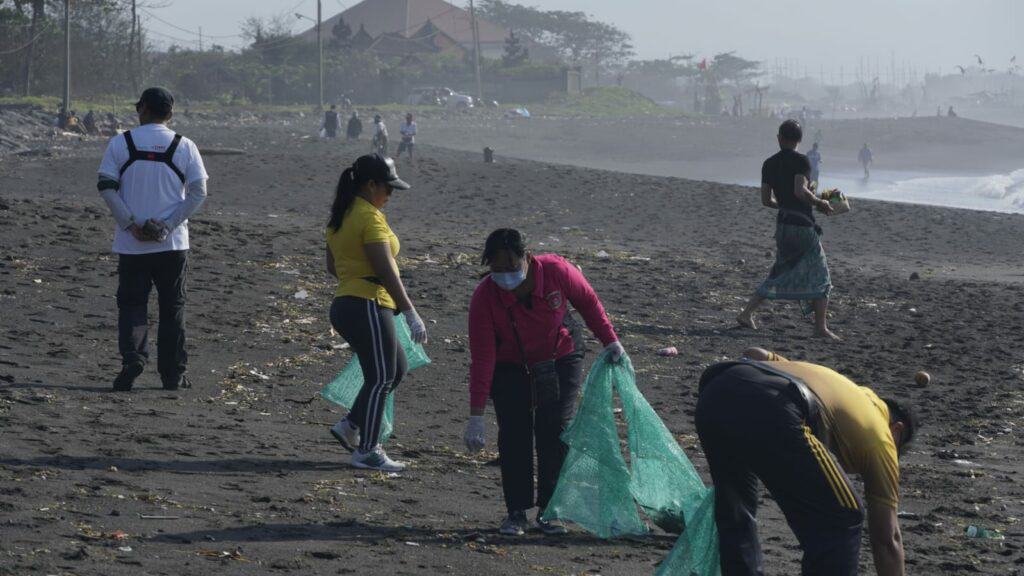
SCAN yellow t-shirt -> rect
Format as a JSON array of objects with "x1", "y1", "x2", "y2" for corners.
[
  {"x1": 764, "y1": 353, "x2": 900, "y2": 509},
  {"x1": 326, "y1": 196, "x2": 400, "y2": 309}
]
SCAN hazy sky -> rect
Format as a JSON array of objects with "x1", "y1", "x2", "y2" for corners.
[{"x1": 148, "y1": 0, "x2": 1021, "y2": 78}]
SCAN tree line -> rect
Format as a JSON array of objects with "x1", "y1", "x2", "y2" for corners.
[{"x1": 0, "y1": 0, "x2": 760, "y2": 111}]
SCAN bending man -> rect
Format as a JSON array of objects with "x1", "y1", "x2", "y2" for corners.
[{"x1": 696, "y1": 347, "x2": 916, "y2": 576}]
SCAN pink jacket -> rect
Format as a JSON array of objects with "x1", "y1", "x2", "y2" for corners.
[{"x1": 468, "y1": 254, "x2": 618, "y2": 409}]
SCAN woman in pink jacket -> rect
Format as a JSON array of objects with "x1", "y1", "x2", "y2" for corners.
[{"x1": 464, "y1": 228, "x2": 625, "y2": 536}]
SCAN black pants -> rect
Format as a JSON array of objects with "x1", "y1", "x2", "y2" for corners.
[
  {"x1": 491, "y1": 352, "x2": 583, "y2": 514},
  {"x1": 117, "y1": 250, "x2": 188, "y2": 380},
  {"x1": 695, "y1": 364, "x2": 864, "y2": 576},
  {"x1": 330, "y1": 296, "x2": 407, "y2": 452}
]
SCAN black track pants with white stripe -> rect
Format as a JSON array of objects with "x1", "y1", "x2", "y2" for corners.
[
  {"x1": 330, "y1": 296, "x2": 408, "y2": 452},
  {"x1": 695, "y1": 364, "x2": 864, "y2": 576}
]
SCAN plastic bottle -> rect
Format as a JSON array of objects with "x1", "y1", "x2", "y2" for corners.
[{"x1": 964, "y1": 525, "x2": 1005, "y2": 540}]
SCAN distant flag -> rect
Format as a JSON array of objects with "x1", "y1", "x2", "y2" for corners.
[
  {"x1": 974, "y1": 54, "x2": 984, "y2": 66},
  {"x1": 697, "y1": 58, "x2": 707, "y2": 71}
]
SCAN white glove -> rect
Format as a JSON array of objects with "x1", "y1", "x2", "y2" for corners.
[
  {"x1": 403, "y1": 308, "x2": 428, "y2": 344},
  {"x1": 604, "y1": 341, "x2": 625, "y2": 363},
  {"x1": 464, "y1": 415, "x2": 486, "y2": 452}
]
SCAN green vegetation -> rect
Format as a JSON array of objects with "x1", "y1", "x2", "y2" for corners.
[{"x1": 539, "y1": 87, "x2": 674, "y2": 118}]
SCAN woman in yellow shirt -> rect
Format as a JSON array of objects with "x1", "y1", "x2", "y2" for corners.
[{"x1": 325, "y1": 153, "x2": 427, "y2": 472}]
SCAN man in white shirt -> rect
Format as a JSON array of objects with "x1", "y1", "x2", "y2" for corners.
[
  {"x1": 397, "y1": 112, "x2": 417, "y2": 161},
  {"x1": 97, "y1": 87, "x2": 209, "y2": 391}
]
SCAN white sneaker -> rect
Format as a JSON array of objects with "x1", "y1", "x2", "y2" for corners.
[
  {"x1": 351, "y1": 446, "x2": 406, "y2": 472},
  {"x1": 330, "y1": 417, "x2": 360, "y2": 453}
]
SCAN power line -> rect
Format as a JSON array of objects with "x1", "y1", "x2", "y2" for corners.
[{"x1": 140, "y1": 8, "x2": 243, "y2": 39}]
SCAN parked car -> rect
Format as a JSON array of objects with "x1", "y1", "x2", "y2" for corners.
[
  {"x1": 440, "y1": 89, "x2": 474, "y2": 110},
  {"x1": 404, "y1": 87, "x2": 443, "y2": 106}
]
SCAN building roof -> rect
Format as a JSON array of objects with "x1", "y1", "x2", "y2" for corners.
[{"x1": 297, "y1": 0, "x2": 509, "y2": 47}]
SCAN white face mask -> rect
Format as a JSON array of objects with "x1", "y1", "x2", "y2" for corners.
[{"x1": 491, "y1": 269, "x2": 527, "y2": 291}]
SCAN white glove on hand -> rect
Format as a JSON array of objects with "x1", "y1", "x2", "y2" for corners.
[
  {"x1": 605, "y1": 341, "x2": 626, "y2": 363},
  {"x1": 403, "y1": 308, "x2": 428, "y2": 344},
  {"x1": 464, "y1": 415, "x2": 486, "y2": 452}
]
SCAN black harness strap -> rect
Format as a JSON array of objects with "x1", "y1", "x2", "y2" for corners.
[{"x1": 119, "y1": 130, "x2": 186, "y2": 184}]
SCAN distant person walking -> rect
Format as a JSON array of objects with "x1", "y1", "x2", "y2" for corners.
[
  {"x1": 346, "y1": 111, "x2": 363, "y2": 141},
  {"x1": 737, "y1": 120, "x2": 838, "y2": 340},
  {"x1": 807, "y1": 142, "x2": 822, "y2": 186},
  {"x1": 97, "y1": 87, "x2": 209, "y2": 391},
  {"x1": 325, "y1": 153, "x2": 427, "y2": 472},
  {"x1": 464, "y1": 228, "x2": 625, "y2": 536},
  {"x1": 858, "y1": 143, "x2": 873, "y2": 178},
  {"x1": 397, "y1": 113, "x2": 417, "y2": 162},
  {"x1": 321, "y1": 105, "x2": 341, "y2": 139},
  {"x1": 372, "y1": 114, "x2": 388, "y2": 156}
]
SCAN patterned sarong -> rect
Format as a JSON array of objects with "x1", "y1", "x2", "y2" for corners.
[{"x1": 756, "y1": 222, "x2": 831, "y2": 314}]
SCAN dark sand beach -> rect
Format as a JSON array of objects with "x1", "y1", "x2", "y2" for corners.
[{"x1": 1, "y1": 117, "x2": 1024, "y2": 575}]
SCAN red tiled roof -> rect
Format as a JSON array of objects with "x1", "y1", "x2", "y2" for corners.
[{"x1": 298, "y1": 0, "x2": 508, "y2": 46}]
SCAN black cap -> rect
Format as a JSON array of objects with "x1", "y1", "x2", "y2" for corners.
[
  {"x1": 136, "y1": 87, "x2": 174, "y2": 114},
  {"x1": 354, "y1": 153, "x2": 411, "y2": 190}
]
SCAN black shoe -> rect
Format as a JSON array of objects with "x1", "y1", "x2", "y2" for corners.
[
  {"x1": 113, "y1": 362, "x2": 144, "y2": 392},
  {"x1": 499, "y1": 510, "x2": 532, "y2": 536},
  {"x1": 536, "y1": 509, "x2": 568, "y2": 535},
  {"x1": 162, "y1": 374, "x2": 191, "y2": 391}
]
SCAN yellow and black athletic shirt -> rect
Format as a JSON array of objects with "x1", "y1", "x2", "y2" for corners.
[
  {"x1": 763, "y1": 351, "x2": 900, "y2": 509},
  {"x1": 326, "y1": 196, "x2": 400, "y2": 310}
]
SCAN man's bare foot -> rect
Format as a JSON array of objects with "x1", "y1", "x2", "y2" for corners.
[
  {"x1": 814, "y1": 328, "x2": 841, "y2": 341},
  {"x1": 736, "y1": 313, "x2": 757, "y2": 330}
]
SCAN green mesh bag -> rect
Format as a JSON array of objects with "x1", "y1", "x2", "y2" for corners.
[
  {"x1": 320, "y1": 312, "x2": 430, "y2": 444},
  {"x1": 542, "y1": 350, "x2": 649, "y2": 538},
  {"x1": 544, "y1": 351, "x2": 721, "y2": 575},
  {"x1": 616, "y1": 356, "x2": 707, "y2": 533},
  {"x1": 655, "y1": 488, "x2": 720, "y2": 576}
]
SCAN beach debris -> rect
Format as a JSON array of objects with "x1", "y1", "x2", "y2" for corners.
[
  {"x1": 897, "y1": 511, "x2": 920, "y2": 520},
  {"x1": 909, "y1": 272, "x2": 920, "y2": 280},
  {"x1": 138, "y1": 514, "x2": 181, "y2": 520},
  {"x1": 964, "y1": 525, "x2": 1004, "y2": 540},
  {"x1": 914, "y1": 371, "x2": 931, "y2": 387},
  {"x1": 198, "y1": 147, "x2": 245, "y2": 156},
  {"x1": 404, "y1": 541, "x2": 421, "y2": 547},
  {"x1": 595, "y1": 250, "x2": 610, "y2": 259},
  {"x1": 657, "y1": 347, "x2": 678, "y2": 357},
  {"x1": 197, "y1": 548, "x2": 248, "y2": 561},
  {"x1": 293, "y1": 289, "x2": 309, "y2": 300},
  {"x1": 117, "y1": 546, "x2": 133, "y2": 553}
]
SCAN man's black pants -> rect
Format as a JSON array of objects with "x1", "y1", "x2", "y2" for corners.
[
  {"x1": 695, "y1": 364, "x2": 864, "y2": 576},
  {"x1": 117, "y1": 250, "x2": 188, "y2": 380},
  {"x1": 491, "y1": 353, "x2": 583, "y2": 514}
]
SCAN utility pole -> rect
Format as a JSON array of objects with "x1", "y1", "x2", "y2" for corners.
[
  {"x1": 199, "y1": 26, "x2": 203, "y2": 52},
  {"x1": 469, "y1": 0, "x2": 483, "y2": 102},
  {"x1": 136, "y1": 15, "x2": 143, "y2": 88},
  {"x1": 317, "y1": 0, "x2": 324, "y2": 109},
  {"x1": 62, "y1": 0, "x2": 70, "y2": 114}
]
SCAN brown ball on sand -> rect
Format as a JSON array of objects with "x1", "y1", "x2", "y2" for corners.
[{"x1": 914, "y1": 371, "x2": 930, "y2": 387}]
